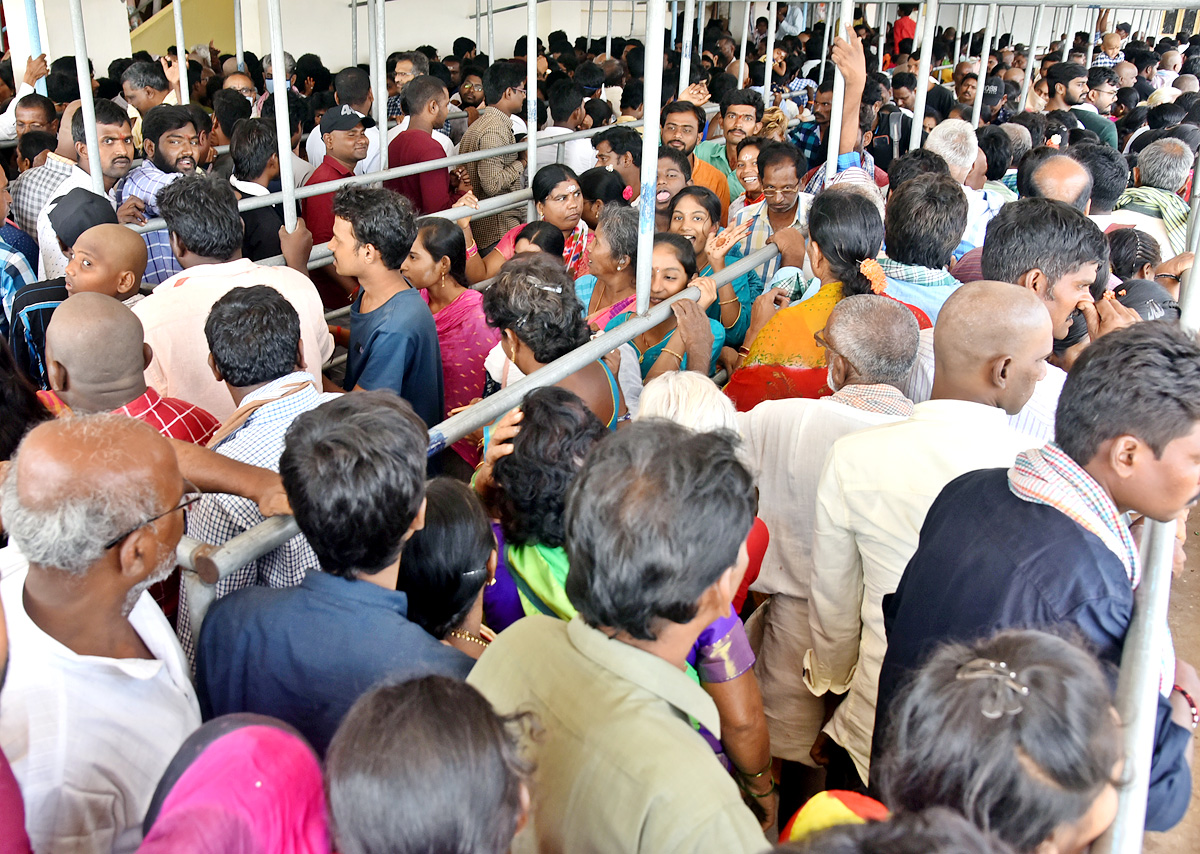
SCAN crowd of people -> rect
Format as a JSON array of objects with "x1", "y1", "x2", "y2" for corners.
[{"x1": 1, "y1": 3, "x2": 1200, "y2": 853}]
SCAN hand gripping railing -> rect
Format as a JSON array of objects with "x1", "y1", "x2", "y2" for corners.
[{"x1": 174, "y1": 243, "x2": 781, "y2": 647}]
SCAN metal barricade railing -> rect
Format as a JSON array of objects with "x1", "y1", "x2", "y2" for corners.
[{"x1": 174, "y1": 243, "x2": 781, "y2": 646}]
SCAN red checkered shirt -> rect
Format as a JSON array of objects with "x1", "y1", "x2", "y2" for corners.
[{"x1": 114, "y1": 387, "x2": 220, "y2": 445}]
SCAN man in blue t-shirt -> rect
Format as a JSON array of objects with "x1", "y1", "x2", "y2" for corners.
[{"x1": 327, "y1": 186, "x2": 444, "y2": 429}]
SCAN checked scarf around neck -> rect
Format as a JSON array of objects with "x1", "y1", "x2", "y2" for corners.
[{"x1": 1009, "y1": 443, "x2": 1174, "y2": 696}]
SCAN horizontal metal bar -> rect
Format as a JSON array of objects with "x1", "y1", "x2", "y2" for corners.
[
  {"x1": 189, "y1": 242, "x2": 782, "y2": 583},
  {"x1": 133, "y1": 121, "x2": 640, "y2": 235}
]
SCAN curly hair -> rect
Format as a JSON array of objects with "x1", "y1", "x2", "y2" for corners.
[
  {"x1": 482, "y1": 254, "x2": 589, "y2": 363},
  {"x1": 491, "y1": 387, "x2": 608, "y2": 548}
]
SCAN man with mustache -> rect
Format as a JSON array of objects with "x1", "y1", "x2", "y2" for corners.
[
  {"x1": 695, "y1": 89, "x2": 764, "y2": 201},
  {"x1": 0, "y1": 415, "x2": 201, "y2": 854},
  {"x1": 34, "y1": 98, "x2": 136, "y2": 281},
  {"x1": 117, "y1": 104, "x2": 198, "y2": 286}
]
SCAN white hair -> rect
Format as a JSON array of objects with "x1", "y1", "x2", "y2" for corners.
[
  {"x1": 924, "y1": 118, "x2": 979, "y2": 180},
  {"x1": 1138, "y1": 138, "x2": 1193, "y2": 193},
  {"x1": 0, "y1": 415, "x2": 161, "y2": 576},
  {"x1": 828, "y1": 295, "x2": 920, "y2": 384},
  {"x1": 637, "y1": 371, "x2": 740, "y2": 434}
]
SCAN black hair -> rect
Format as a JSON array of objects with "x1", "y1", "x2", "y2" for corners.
[
  {"x1": 531, "y1": 163, "x2": 580, "y2": 204},
  {"x1": 516, "y1": 221, "x2": 566, "y2": 257},
  {"x1": 414, "y1": 217, "x2": 468, "y2": 286},
  {"x1": 333, "y1": 66, "x2": 371, "y2": 107},
  {"x1": 661, "y1": 99, "x2": 706, "y2": 128},
  {"x1": 230, "y1": 118, "x2": 278, "y2": 181},
  {"x1": 71, "y1": 99, "x2": 130, "y2": 145},
  {"x1": 573, "y1": 61, "x2": 604, "y2": 95},
  {"x1": 1115, "y1": 86, "x2": 1141, "y2": 116},
  {"x1": 401, "y1": 75, "x2": 447, "y2": 116},
  {"x1": 657, "y1": 145, "x2": 692, "y2": 182},
  {"x1": 280, "y1": 392, "x2": 428, "y2": 579},
  {"x1": 593, "y1": 125, "x2": 642, "y2": 167},
  {"x1": 885, "y1": 173, "x2": 967, "y2": 270},
  {"x1": 564, "y1": 421, "x2": 755, "y2": 640},
  {"x1": 975, "y1": 125, "x2": 1012, "y2": 181},
  {"x1": 140, "y1": 104, "x2": 196, "y2": 155},
  {"x1": 453, "y1": 36, "x2": 477, "y2": 57},
  {"x1": 583, "y1": 97, "x2": 612, "y2": 128},
  {"x1": 1008, "y1": 111, "x2": 1047, "y2": 147},
  {"x1": 1045, "y1": 61, "x2": 1087, "y2": 99},
  {"x1": 399, "y1": 479, "x2": 494, "y2": 638},
  {"x1": 1107, "y1": 228, "x2": 1162, "y2": 281},
  {"x1": 17, "y1": 130, "x2": 56, "y2": 166},
  {"x1": 879, "y1": 630, "x2": 1121, "y2": 853},
  {"x1": 295, "y1": 53, "x2": 332, "y2": 92},
  {"x1": 261, "y1": 88, "x2": 310, "y2": 136},
  {"x1": 332, "y1": 187, "x2": 416, "y2": 271},
  {"x1": 667, "y1": 185, "x2": 721, "y2": 225},
  {"x1": 808, "y1": 188, "x2": 884, "y2": 296},
  {"x1": 777, "y1": 807, "x2": 1014, "y2": 854},
  {"x1": 547, "y1": 79, "x2": 583, "y2": 122},
  {"x1": 1087, "y1": 65, "x2": 1119, "y2": 91},
  {"x1": 578, "y1": 166, "x2": 628, "y2": 206},
  {"x1": 211, "y1": 88, "x2": 253, "y2": 139},
  {"x1": 719, "y1": 87, "x2": 765, "y2": 122},
  {"x1": 204, "y1": 285, "x2": 300, "y2": 388},
  {"x1": 756, "y1": 141, "x2": 806, "y2": 182},
  {"x1": 326, "y1": 676, "x2": 528, "y2": 854},
  {"x1": 159, "y1": 174, "x2": 243, "y2": 260},
  {"x1": 1057, "y1": 322, "x2": 1200, "y2": 466},
  {"x1": 120, "y1": 59, "x2": 169, "y2": 92},
  {"x1": 980, "y1": 199, "x2": 1108, "y2": 295},
  {"x1": 482, "y1": 61, "x2": 525, "y2": 106},
  {"x1": 0, "y1": 337, "x2": 51, "y2": 462},
  {"x1": 1148, "y1": 102, "x2": 1186, "y2": 130},
  {"x1": 1133, "y1": 51, "x2": 1161, "y2": 73},
  {"x1": 15, "y1": 93, "x2": 55, "y2": 125},
  {"x1": 887, "y1": 149, "x2": 951, "y2": 196},
  {"x1": 186, "y1": 103, "x2": 212, "y2": 136},
  {"x1": 491, "y1": 386, "x2": 608, "y2": 548},
  {"x1": 653, "y1": 232, "x2": 698, "y2": 279},
  {"x1": 44, "y1": 74, "x2": 76, "y2": 107},
  {"x1": 891, "y1": 71, "x2": 918, "y2": 92},
  {"x1": 1066, "y1": 142, "x2": 1131, "y2": 213},
  {"x1": 735, "y1": 135, "x2": 767, "y2": 160},
  {"x1": 620, "y1": 80, "x2": 644, "y2": 111},
  {"x1": 483, "y1": 254, "x2": 589, "y2": 364}
]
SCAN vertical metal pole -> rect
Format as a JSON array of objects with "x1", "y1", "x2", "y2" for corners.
[
  {"x1": 680, "y1": 0, "x2": 696, "y2": 98},
  {"x1": 351, "y1": 1, "x2": 359, "y2": 65},
  {"x1": 631, "y1": 0, "x2": 637, "y2": 36},
  {"x1": 1068, "y1": 4, "x2": 1079, "y2": 54},
  {"x1": 477, "y1": 0, "x2": 483, "y2": 56},
  {"x1": 955, "y1": 2, "x2": 965, "y2": 59},
  {"x1": 374, "y1": 0, "x2": 388, "y2": 172},
  {"x1": 21, "y1": 0, "x2": 47, "y2": 96},
  {"x1": 1090, "y1": 518, "x2": 1176, "y2": 854},
  {"x1": 526, "y1": 0, "x2": 538, "y2": 220},
  {"x1": 1181, "y1": 151, "x2": 1200, "y2": 319},
  {"x1": 699, "y1": 0, "x2": 707, "y2": 47},
  {"x1": 907, "y1": 0, "x2": 939, "y2": 150},
  {"x1": 739, "y1": 0, "x2": 750, "y2": 88},
  {"x1": 970, "y1": 3, "x2": 996, "y2": 127},
  {"x1": 913, "y1": 1, "x2": 923, "y2": 51},
  {"x1": 66, "y1": 0, "x2": 103, "y2": 195},
  {"x1": 636, "y1": 0, "x2": 668, "y2": 316},
  {"x1": 235, "y1": 0, "x2": 246, "y2": 71},
  {"x1": 819, "y1": 4, "x2": 830, "y2": 82},
  {"x1": 878, "y1": 2, "x2": 889, "y2": 71},
  {"x1": 1085, "y1": 7, "x2": 1097, "y2": 68},
  {"x1": 764, "y1": 1, "x2": 777, "y2": 97},
  {"x1": 606, "y1": 0, "x2": 613, "y2": 58},
  {"x1": 824, "y1": 0, "x2": 852, "y2": 184},
  {"x1": 367, "y1": 0, "x2": 377, "y2": 85},
  {"x1": 1018, "y1": 3, "x2": 1043, "y2": 111},
  {"x1": 488, "y1": 0, "x2": 496, "y2": 60},
  {"x1": 266, "y1": 0, "x2": 297, "y2": 231},
  {"x1": 591, "y1": 0, "x2": 597, "y2": 47},
  {"x1": 172, "y1": 0, "x2": 189, "y2": 105}
]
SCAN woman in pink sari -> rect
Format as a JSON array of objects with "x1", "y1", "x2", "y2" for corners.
[{"x1": 402, "y1": 217, "x2": 500, "y2": 475}]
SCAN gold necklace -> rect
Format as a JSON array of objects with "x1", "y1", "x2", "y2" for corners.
[{"x1": 448, "y1": 629, "x2": 490, "y2": 647}]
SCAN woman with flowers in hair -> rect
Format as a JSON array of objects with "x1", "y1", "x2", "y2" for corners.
[{"x1": 724, "y1": 185, "x2": 929, "y2": 410}]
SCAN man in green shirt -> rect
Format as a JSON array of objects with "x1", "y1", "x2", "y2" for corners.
[
  {"x1": 695, "y1": 89, "x2": 764, "y2": 201},
  {"x1": 468, "y1": 422, "x2": 772, "y2": 854},
  {"x1": 1071, "y1": 67, "x2": 1121, "y2": 150}
]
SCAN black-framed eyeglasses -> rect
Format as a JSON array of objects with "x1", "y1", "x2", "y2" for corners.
[{"x1": 104, "y1": 489, "x2": 202, "y2": 550}]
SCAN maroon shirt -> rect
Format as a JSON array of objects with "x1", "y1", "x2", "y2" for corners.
[
  {"x1": 385, "y1": 129, "x2": 452, "y2": 215},
  {"x1": 302, "y1": 156, "x2": 353, "y2": 245}
]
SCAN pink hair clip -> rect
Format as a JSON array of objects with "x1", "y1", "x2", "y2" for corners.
[{"x1": 622, "y1": 185, "x2": 634, "y2": 201}]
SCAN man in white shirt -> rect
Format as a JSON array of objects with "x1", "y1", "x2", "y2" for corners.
[
  {"x1": 541, "y1": 79, "x2": 596, "y2": 176},
  {"x1": 304, "y1": 67, "x2": 381, "y2": 176},
  {"x1": 0, "y1": 55, "x2": 49, "y2": 142},
  {"x1": 133, "y1": 174, "x2": 333, "y2": 421},
  {"x1": 923, "y1": 119, "x2": 1002, "y2": 260},
  {"x1": 739, "y1": 295, "x2": 919, "y2": 793},
  {"x1": 806, "y1": 281, "x2": 1050, "y2": 790},
  {"x1": 0, "y1": 414, "x2": 202, "y2": 854}
]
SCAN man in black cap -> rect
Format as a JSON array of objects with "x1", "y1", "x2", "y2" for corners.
[
  {"x1": 301, "y1": 103, "x2": 374, "y2": 256},
  {"x1": 7, "y1": 187, "x2": 118, "y2": 387}
]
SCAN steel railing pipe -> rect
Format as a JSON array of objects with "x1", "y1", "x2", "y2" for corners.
[
  {"x1": 738, "y1": 0, "x2": 751, "y2": 89},
  {"x1": 374, "y1": 0, "x2": 388, "y2": 174},
  {"x1": 823, "y1": 0, "x2": 854, "y2": 184},
  {"x1": 235, "y1": 0, "x2": 246, "y2": 71},
  {"x1": 636, "y1": 0, "x2": 668, "y2": 315},
  {"x1": 680, "y1": 0, "x2": 696, "y2": 98},
  {"x1": 971, "y1": 3, "x2": 998, "y2": 127},
  {"x1": 172, "y1": 0, "x2": 189, "y2": 105},
  {"x1": 66, "y1": 0, "x2": 104, "y2": 196},
  {"x1": 266, "y1": 0, "x2": 298, "y2": 231},
  {"x1": 764, "y1": 1, "x2": 778, "y2": 99},
  {"x1": 908, "y1": 0, "x2": 941, "y2": 151},
  {"x1": 526, "y1": 0, "x2": 538, "y2": 220},
  {"x1": 606, "y1": 0, "x2": 613, "y2": 59},
  {"x1": 488, "y1": 0, "x2": 497, "y2": 61},
  {"x1": 1018, "y1": 3, "x2": 1044, "y2": 111}
]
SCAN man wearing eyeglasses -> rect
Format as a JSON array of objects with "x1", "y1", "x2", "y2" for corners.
[
  {"x1": 1070, "y1": 66, "x2": 1120, "y2": 150},
  {"x1": 387, "y1": 50, "x2": 429, "y2": 119},
  {"x1": 0, "y1": 414, "x2": 201, "y2": 854}
]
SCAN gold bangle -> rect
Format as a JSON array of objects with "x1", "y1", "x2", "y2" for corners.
[
  {"x1": 718, "y1": 297, "x2": 740, "y2": 305},
  {"x1": 661, "y1": 347, "x2": 684, "y2": 363},
  {"x1": 723, "y1": 303, "x2": 743, "y2": 329}
]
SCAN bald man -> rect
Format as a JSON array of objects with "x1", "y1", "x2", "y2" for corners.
[
  {"x1": 0, "y1": 414, "x2": 201, "y2": 854},
  {"x1": 41, "y1": 293, "x2": 220, "y2": 444},
  {"x1": 806, "y1": 280, "x2": 1046, "y2": 791},
  {"x1": 1114, "y1": 61, "x2": 1138, "y2": 90},
  {"x1": 1157, "y1": 50, "x2": 1182, "y2": 87},
  {"x1": 64, "y1": 223, "x2": 148, "y2": 302},
  {"x1": 1029, "y1": 155, "x2": 1093, "y2": 212}
]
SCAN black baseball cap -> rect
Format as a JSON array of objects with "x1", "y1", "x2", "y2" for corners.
[
  {"x1": 48, "y1": 187, "x2": 119, "y2": 248},
  {"x1": 319, "y1": 103, "x2": 376, "y2": 135}
]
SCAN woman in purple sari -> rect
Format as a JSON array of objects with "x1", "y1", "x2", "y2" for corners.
[{"x1": 401, "y1": 218, "x2": 500, "y2": 474}]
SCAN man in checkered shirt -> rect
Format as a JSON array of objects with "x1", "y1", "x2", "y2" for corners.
[{"x1": 178, "y1": 285, "x2": 340, "y2": 667}]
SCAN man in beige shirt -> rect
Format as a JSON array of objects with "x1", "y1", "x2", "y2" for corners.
[
  {"x1": 458, "y1": 62, "x2": 528, "y2": 250},
  {"x1": 133, "y1": 175, "x2": 332, "y2": 421},
  {"x1": 469, "y1": 422, "x2": 771, "y2": 854}
]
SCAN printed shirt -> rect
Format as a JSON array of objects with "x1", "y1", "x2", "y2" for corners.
[
  {"x1": 117, "y1": 161, "x2": 184, "y2": 286},
  {"x1": 458, "y1": 106, "x2": 526, "y2": 248},
  {"x1": 725, "y1": 196, "x2": 815, "y2": 294},
  {"x1": 0, "y1": 237, "x2": 36, "y2": 339},
  {"x1": 114, "y1": 387, "x2": 221, "y2": 445},
  {"x1": 9, "y1": 154, "x2": 74, "y2": 235}
]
